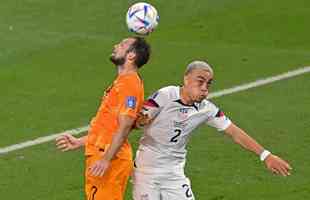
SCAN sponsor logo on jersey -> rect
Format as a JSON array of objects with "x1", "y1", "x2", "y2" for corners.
[{"x1": 126, "y1": 96, "x2": 136, "y2": 109}]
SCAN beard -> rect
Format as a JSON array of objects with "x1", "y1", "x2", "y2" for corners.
[{"x1": 110, "y1": 55, "x2": 126, "y2": 66}]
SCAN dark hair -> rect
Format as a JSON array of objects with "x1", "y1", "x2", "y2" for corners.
[{"x1": 128, "y1": 36, "x2": 151, "y2": 68}]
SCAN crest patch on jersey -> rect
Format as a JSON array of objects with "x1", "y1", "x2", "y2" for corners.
[{"x1": 126, "y1": 96, "x2": 136, "y2": 109}]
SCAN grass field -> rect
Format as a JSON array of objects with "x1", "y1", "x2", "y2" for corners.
[{"x1": 1, "y1": 0, "x2": 310, "y2": 199}]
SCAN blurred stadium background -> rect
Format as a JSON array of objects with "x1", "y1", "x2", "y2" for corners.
[{"x1": 0, "y1": 0, "x2": 310, "y2": 199}]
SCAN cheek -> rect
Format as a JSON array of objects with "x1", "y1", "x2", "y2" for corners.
[
  {"x1": 121, "y1": 50, "x2": 128, "y2": 57},
  {"x1": 191, "y1": 87, "x2": 200, "y2": 96}
]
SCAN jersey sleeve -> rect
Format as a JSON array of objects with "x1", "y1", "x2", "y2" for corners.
[
  {"x1": 205, "y1": 102, "x2": 232, "y2": 132},
  {"x1": 148, "y1": 88, "x2": 169, "y2": 108},
  {"x1": 117, "y1": 79, "x2": 143, "y2": 119},
  {"x1": 140, "y1": 98, "x2": 161, "y2": 119},
  {"x1": 144, "y1": 88, "x2": 170, "y2": 116},
  {"x1": 135, "y1": 88, "x2": 168, "y2": 128}
]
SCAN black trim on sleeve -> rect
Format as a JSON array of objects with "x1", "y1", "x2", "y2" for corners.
[{"x1": 174, "y1": 99, "x2": 198, "y2": 111}]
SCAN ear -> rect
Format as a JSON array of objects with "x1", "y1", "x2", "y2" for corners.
[{"x1": 184, "y1": 75, "x2": 189, "y2": 86}]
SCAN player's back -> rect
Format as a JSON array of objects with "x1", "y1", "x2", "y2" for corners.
[{"x1": 86, "y1": 72, "x2": 144, "y2": 159}]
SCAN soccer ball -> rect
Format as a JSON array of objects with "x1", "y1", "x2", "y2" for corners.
[{"x1": 126, "y1": 2, "x2": 159, "y2": 35}]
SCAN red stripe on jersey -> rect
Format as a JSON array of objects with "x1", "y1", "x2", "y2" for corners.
[
  {"x1": 144, "y1": 99, "x2": 159, "y2": 107},
  {"x1": 215, "y1": 110, "x2": 225, "y2": 117}
]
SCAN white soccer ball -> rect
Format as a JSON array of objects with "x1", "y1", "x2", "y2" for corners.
[{"x1": 126, "y1": 2, "x2": 159, "y2": 35}]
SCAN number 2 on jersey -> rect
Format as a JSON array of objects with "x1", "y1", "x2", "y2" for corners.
[{"x1": 170, "y1": 129, "x2": 182, "y2": 143}]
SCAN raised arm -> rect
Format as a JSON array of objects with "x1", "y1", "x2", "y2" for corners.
[{"x1": 224, "y1": 123, "x2": 292, "y2": 176}]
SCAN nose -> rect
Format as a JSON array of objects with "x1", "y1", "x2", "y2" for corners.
[
  {"x1": 201, "y1": 82, "x2": 209, "y2": 92},
  {"x1": 202, "y1": 88, "x2": 208, "y2": 96},
  {"x1": 200, "y1": 83, "x2": 209, "y2": 95}
]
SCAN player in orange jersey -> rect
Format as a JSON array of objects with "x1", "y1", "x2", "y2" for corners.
[{"x1": 55, "y1": 36, "x2": 151, "y2": 200}]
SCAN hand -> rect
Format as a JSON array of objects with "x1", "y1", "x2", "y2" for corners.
[
  {"x1": 136, "y1": 113, "x2": 153, "y2": 128},
  {"x1": 264, "y1": 154, "x2": 292, "y2": 176},
  {"x1": 55, "y1": 134, "x2": 83, "y2": 151},
  {"x1": 88, "y1": 158, "x2": 111, "y2": 177}
]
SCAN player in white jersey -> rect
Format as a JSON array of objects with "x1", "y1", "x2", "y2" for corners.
[{"x1": 132, "y1": 60, "x2": 292, "y2": 200}]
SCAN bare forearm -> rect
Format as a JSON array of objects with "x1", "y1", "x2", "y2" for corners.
[
  {"x1": 103, "y1": 128, "x2": 131, "y2": 161},
  {"x1": 225, "y1": 124, "x2": 264, "y2": 156},
  {"x1": 87, "y1": 115, "x2": 135, "y2": 177},
  {"x1": 224, "y1": 123, "x2": 292, "y2": 176},
  {"x1": 234, "y1": 129, "x2": 264, "y2": 155}
]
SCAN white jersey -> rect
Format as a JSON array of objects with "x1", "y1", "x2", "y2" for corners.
[{"x1": 134, "y1": 86, "x2": 231, "y2": 174}]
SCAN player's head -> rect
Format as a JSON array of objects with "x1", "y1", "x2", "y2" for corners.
[
  {"x1": 183, "y1": 60, "x2": 214, "y2": 103},
  {"x1": 110, "y1": 37, "x2": 151, "y2": 69}
]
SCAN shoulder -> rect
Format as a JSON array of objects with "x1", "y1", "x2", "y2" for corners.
[
  {"x1": 199, "y1": 99, "x2": 220, "y2": 114},
  {"x1": 118, "y1": 73, "x2": 142, "y2": 84},
  {"x1": 153, "y1": 85, "x2": 179, "y2": 98},
  {"x1": 148, "y1": 85, "x2": 179, "y2": 107},
  {"x1": 117, "y1": 73, "x2": 143, "y2": 90},
  {"x1": 202, "y1": 99, "x2": 217, "y2": 107},
  {"x1": 149, "y1": 85, "x2": 179, "y2": 100},
  {"x1": 158, "y1": 85, "x2": 178, "y2": 93}
]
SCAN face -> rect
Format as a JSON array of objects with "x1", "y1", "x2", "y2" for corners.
[
  {"x1": 110, "y1": 38, "x2": 135, "y2": 66},
  {"x1": 184, "y1": 68, "x2": 213, "y2": 103}
]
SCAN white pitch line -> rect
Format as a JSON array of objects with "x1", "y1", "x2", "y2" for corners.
[
  {"x1": 1, "y1": 66, "x2": 310, "y2": 155},
  {"x1": 0, "y1": 126, "x2": 89, "y2": 155},
  {"x1": 208, "y1": 66, "x2": 310, "y2": 98}
]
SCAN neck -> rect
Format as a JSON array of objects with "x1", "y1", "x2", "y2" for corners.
[
  {"x1": 117, "y1": 64, "x2": 137, "y2": 75},
  {"x1": 180, "y1": 86, "x2": 194, "y2": 105}
]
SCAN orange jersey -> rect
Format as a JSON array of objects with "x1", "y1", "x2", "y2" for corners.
[
  {"x1": 85, "y1": 153, "x2": 132, "y2": 200},
  {"x1": 85, "y1": 72, "x2": 144, "y2": 158}
]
